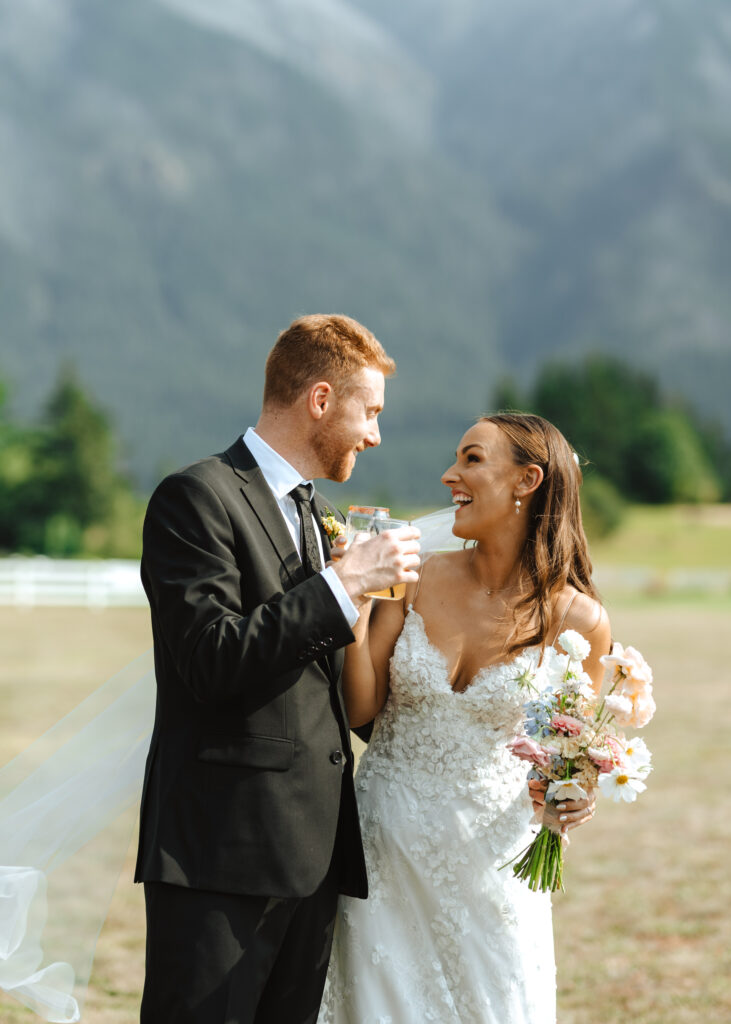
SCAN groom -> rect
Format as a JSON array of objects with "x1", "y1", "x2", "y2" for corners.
[{"x1": 136, "y1": 314, "x2": 420, "y2": 1024}]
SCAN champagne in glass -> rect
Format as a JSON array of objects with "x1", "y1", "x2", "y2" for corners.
[{"x1": 345, "y1": 506, "x2": 410, "y2": 600}]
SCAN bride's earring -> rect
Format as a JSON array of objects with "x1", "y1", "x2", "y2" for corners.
[{"x1": 514, "y1": 498, "x2": 521, "y2": 515}]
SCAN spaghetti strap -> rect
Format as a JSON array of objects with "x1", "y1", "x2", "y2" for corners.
[
  {"x1": 551, "y1": 590, "x2": 578, "y2": 646},
  {"x1": 411, "y1": 551, "x2": 433, "y2": 608}
]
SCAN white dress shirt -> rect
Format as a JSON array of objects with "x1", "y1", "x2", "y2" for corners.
[{"x1": 243, "y1": 428, "x2": 359, "y2": 628}]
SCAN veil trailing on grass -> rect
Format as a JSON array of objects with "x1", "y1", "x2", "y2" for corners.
[
  {"x1": 0, "y1": 653, "x2": 156, "y2": 1022},
  {"x1": 0, "y1": 508, "x2": 460, "y2": 1021}
]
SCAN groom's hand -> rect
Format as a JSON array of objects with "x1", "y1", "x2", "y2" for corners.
[{"x1": 331, "y1": 526, "x2": 421, "y2": 606}]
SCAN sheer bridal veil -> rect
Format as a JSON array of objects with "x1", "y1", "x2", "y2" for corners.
[
  {"x1": 0, "y1": 654, "x2": 156, "y2": 1021},
  {"x1": 0, "y1": 508, "x2": 460, "y2": 1021}
]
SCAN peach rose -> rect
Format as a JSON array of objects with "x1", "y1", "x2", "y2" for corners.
[
  {"x1": 601, "y1": 642, "x2": 653, "y2": 697},
  {"x1": 630, "y1": 689, "x2": 656, "y2": 728},
  {"x1": 605, "y1": 691, "x2": 656, "y2": 729}
]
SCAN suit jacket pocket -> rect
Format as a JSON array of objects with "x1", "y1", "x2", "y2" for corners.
[{"x1": 197, "y1": 734, "x2": 294, "y2": 771}]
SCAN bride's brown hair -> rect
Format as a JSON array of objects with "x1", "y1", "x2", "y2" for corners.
[{"x1": 481, "y1": 413, "x2": 599, "y2": 654}]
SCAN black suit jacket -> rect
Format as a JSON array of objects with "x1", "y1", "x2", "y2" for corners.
[{"x1": 134, "y1": 439, "x2": 368, "y2": 899}]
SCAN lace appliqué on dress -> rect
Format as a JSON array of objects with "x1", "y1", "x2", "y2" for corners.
[{"x1": 319, "y1": 609, "x2": 556, "y2": 1024}]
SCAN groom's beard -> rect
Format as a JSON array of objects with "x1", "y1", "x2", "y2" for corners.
[{"x1": 312, "y1": 421, "x2": 359, "y2": 483}]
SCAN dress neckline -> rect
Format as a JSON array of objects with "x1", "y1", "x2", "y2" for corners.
[{"x1": 405, "y1": 606, "x2": 540, "y2": 695}]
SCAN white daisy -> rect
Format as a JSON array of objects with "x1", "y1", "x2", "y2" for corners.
[
  {"x1": 598, "y1": 768, "x2": 647, "y2": 803},
  {"x1": 622, "y1": 736, "x2": 653, "y2": 775},
  {"x1": 546, "y1": 779, "x2": 588, "y2": 803}
]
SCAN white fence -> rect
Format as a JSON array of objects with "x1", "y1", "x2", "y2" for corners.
[
  {"x1": 0, "y1": 558, "x2": 147, "y2": 608},
  {"x1": 0, "y1": 558, "x2": 728, "y2": 608}
]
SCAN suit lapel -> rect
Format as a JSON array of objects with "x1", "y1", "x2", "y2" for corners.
[
  {"x1": 224, "y1": 439, "x2": 304, "y2": 586},
  {"x1": 224, "y1": 441, "x2": 346, "y2": 688}
]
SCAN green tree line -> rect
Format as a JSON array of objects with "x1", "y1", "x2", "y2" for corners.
[
  {"x1": 494, "y1": 355, "x2": 731, "y2": 537},
  {"x1": 0, "y1": 356, "x2": 729, "y2": 557},
  {"x1": 0, "y1": 367, "x2": 144, "y2": 557}
]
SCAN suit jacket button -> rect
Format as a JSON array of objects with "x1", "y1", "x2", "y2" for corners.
[{"x1": 329, "y1": 749, "x2": 344, "y2": 765}]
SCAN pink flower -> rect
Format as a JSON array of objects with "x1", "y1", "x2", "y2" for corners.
[
  {"x1": 587, "y1": 746, "x2": 619, "y2": 774},
  {"x1": 551, "y1": 713, "x2": 584, "y2": 736},
  {"x1": 604, "y1": 734, "x2": 625, "y2": 761},
  {"x1": 506, "y1": 735, "x2": 553, "y2": 769}
]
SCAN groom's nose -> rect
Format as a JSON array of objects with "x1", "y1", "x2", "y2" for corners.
[{"x1": 365, "y1": 422, "x2": 381, "y2": 448}]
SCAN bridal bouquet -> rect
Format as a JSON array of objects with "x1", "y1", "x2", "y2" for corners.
[{"x1": 504, "y1": 630, "x2": 655, "y2": 892}]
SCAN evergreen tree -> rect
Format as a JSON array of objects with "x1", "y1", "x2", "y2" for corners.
[
  {"x1": 0, "y1": 367, "x2": 138, "y2": 555},
  {"x1": 495, "y1": 354, "x2": 722, "y2": 505},
  {"x1": 39, "y1": 366, "x2": 122, "y2": 528}
]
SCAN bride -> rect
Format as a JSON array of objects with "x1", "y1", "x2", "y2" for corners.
[{"x1": 318, "y1": 412, "x2": 610, "y2": 1023}]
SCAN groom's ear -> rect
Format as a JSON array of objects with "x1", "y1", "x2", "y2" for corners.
[{"x1": 306, "y1": 381, "x2": 333, "y2": 419}]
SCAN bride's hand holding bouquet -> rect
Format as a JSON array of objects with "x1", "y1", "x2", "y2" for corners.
[{"x1": 504, "y1": 629, "x2": 656, "y2": 892}]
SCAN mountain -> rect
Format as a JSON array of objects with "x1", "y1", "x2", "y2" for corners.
[{"x1": 1, "y1": 0, "x2": 730, "y2": 504}]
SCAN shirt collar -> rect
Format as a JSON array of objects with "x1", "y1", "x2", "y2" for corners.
[{"x1": 243, "y1": 427, "x2": 312, "y2": 500}]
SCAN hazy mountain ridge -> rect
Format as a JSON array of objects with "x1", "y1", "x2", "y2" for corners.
[{"x1": 1, "y1": 0, "x2": 730, "y2": 503}]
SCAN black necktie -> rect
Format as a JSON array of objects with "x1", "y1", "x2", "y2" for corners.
[{"x1": 289, "y1": 484, "x2": 323, "y2": 577}]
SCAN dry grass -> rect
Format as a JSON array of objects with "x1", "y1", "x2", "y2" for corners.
[
  {"x1": 554, "y1": 599, "x2": 731, "y2": 1023},
  {"x1": 1, "y1": 600, "x2": 728, "y2": 1023}
]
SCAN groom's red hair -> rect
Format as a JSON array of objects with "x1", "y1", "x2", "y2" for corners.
[{"x1": 263, "y1": 314, "x2": 395, "y2": 407}]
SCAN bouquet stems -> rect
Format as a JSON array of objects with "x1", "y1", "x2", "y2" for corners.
[{"x1": 504, "y1": 827, "x2": 565, "y2": 893}]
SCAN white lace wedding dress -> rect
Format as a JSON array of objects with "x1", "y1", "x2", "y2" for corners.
[{"x1": 318, "y1": 607, "x2": 556, "y2": 1024}]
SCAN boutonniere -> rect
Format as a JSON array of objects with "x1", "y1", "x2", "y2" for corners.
[{"x1": 321, "y1": 508, "x2": 345, "y2": 544}]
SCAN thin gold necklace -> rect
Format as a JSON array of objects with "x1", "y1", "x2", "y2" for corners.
[{"x1": 468, "y1": 547, "x2": 518, "y2": 597}]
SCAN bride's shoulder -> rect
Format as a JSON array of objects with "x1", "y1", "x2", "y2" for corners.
[
  {"x1": 555, "y1": 586, "x2": 610, "y2": 641},
  {"x1": 405, "y1": 550, "x2": 466, "y2": 605},
  {"x1": 423, "y1": 550, "x2": 468, "y2": 584},
  {"x1": 417, "y1": 549, "x2": 464, "y2": 576}
]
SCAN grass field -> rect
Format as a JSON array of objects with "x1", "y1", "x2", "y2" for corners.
[
  {"x1": 1, "y1": 597, "x2": 729, "y2": 1023},
  {"x1": 589, "y1": 504, "x2": 731, "y2": 570}
]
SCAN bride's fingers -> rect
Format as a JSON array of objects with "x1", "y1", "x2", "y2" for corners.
[
  {"x1": 555, "y1": 796, "x2": 594, "y2": 813},
  {"x1": 543, "y1": 801, "x2": 595, "y2": 832},
  {"x1": 527, "y1": 781, "x2": 547, "y2": 809},
  {"x1": 559, "y1": 806, "x2": 595, "y2": 830}
]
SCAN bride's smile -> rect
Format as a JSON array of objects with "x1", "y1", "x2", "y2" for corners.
[{"x1": 441, "y1": 420, "x2": 541, "y2": 543}]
